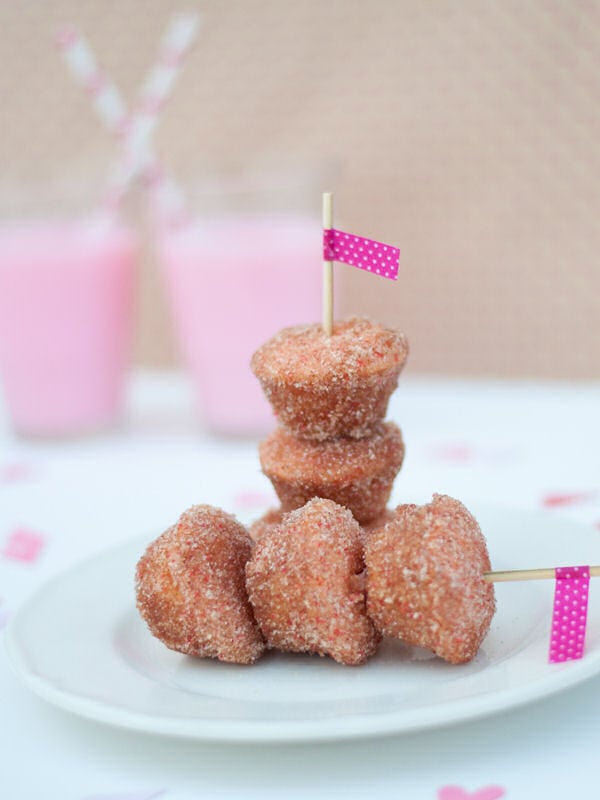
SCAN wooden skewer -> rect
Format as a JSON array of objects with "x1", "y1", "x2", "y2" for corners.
[
  {"x1": 322, "y1": 191, "x2": 334, "y2": 337},
  {"x1": 484, "y1": 566, "x2": 600, "y2": 583}
]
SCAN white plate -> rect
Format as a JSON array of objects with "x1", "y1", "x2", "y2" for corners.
[{"x1": 5, "y1": 505, "x2": 600, "y2": 743}]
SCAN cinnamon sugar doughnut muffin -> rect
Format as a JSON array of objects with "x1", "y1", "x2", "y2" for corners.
[
  {"x1": 246, "y1": 498, "x2": 380, "y2": 665},
  {"x1": 259, "y1": 422, "x2": 404, "y2": 524},
  {"x1": 360, "y1": 508, "x2": 396, "y2": 542},
  {"x1": 135, "y1": 505, "x2": 264, "y2": 664},
  {"x1": 365, "y1": 494, "x2": 495, "y2": 664},
  {"x1": 251, "y1": 506, "x2": 397, "y2": 545},
  {"x1": 249, "y1": 507, "x2": 284, "y2": 542},
  {"x1": 251, "y1": 318, "x2": 408, "y2": 441}
]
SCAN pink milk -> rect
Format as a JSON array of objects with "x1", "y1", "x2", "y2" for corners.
[
  {"x1": 0, "y1": 219, "x2": 136, "y2": 437},
  {"x1": 159, "y1": 214, "x2": 321, "y2": 436}
]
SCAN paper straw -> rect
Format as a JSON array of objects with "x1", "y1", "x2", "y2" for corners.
[
  {"x1": 56, "y1": 25, "x2": 130, "y2": 139},
  {"x1": 106, "y1": 12, "x2": 199, "y2": 218},
  {"x1": 56, "y1": 14, "x2": 199, "y2": 223}
]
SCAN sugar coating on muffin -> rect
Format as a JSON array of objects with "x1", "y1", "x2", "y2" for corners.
[
  {"x1": 248, "y1": 507, "x2": 285, "y2": 542},
  {"x1": 365, "y1": 494, "x2": 495, "y2": 664},
  {"x1": 251, "y1": 317, "x2": 408, "y2": 441},
  {"x1": 246, "y1": 498, "x2": 380, "y2": 665},
  {"x1": 359, "y1": 508, "x2": 396, "y2": 542},
  {"x1": 259, "y1": 422, "x2": 404, "y2": 524},
  {"x1": 135, "y1": 504, "x2": 264, "y2": 664}
]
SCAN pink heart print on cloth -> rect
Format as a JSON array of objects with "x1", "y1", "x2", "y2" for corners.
[
  {"x1": 323, "y1": 229, "x2": 400, "y2": 280},
  {"x1": 549, "y1": 565, "x2": 590, "y2": 663},
  {"x1": 82, "y1": 791, "x2": 165, "y2": 800},
  {"x1": 1, "y1": 528, "x2": 46, "y2": 563},
  {"x1": 0, "y1": 599, "x2": 9, "y2": 629},
  {"x1": 542, "y1": 491, "x2": 596, "y2": 508},
  {"x1": 437, "y1": 786, "x2": 506, "y2": 800},
  {"x1": 0, "y1": 461, "x2": 35, "y2": 483}
]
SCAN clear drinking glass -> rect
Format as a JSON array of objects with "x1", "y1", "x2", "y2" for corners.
[
  {"x1": 0, "y1": 180, "x2": 137, "y2": 437},
  {"x1": 156, "y1": 171, "x2": 323, "y2": 437}
]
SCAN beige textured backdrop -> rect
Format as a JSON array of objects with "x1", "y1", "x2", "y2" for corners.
[{"x1": 2, "y1": 1, "x2": 599, "y2": 378}]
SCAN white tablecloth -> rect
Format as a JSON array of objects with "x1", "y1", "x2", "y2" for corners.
[{"x1": 2, "y1": 372, "x2": 600, "y2": 799}]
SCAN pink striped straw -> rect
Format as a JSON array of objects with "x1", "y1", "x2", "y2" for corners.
[
  {"x1": 56, "y1": 24, "x2": 129, "y2": 135},
  {"x1": 56, "y1": 13, "x2": 199, "y2": 225},
  {"x1": 105, "y1": 12, "x2": 199, "y2": 221}
]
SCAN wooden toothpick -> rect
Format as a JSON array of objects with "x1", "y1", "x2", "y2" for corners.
[
  {"x1": 322, "y1": 192, "x2": 334, "y2": 336},
  {"x1": 484, "y1": 565, "x2": 600, "y2": 583}
]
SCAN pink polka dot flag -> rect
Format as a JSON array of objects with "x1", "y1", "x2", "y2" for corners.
[
  {"x1": 549, "y1": 565, "x2": 590, "y2": 663},
  {"x1": 323, "y1": 228, "x2": 400, "y2": 280}
]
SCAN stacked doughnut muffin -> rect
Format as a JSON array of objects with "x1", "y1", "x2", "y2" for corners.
[
  {"x1": 251, "y1": 317, "x2": 409, "y2": 529},
  {"x1": 242, "y1": 318, "x2": 409, "y2": 665}
]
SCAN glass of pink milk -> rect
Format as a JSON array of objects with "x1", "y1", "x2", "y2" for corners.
[
  {"x1": 0, "y1": 217, "x2": 137, "y2": 437},
  {"x1": 158, "y1": 205, "x2": 321, "y2": 437}
]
